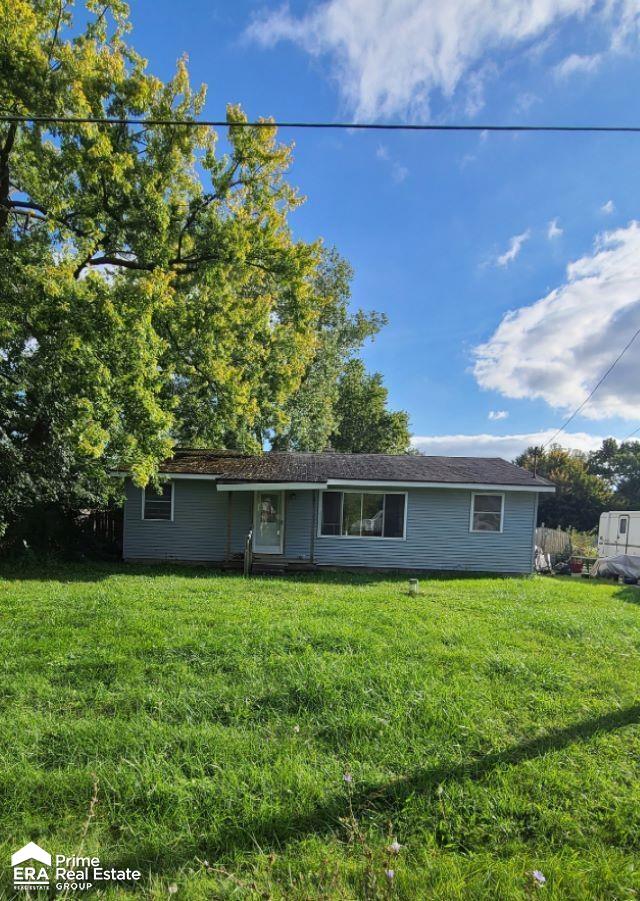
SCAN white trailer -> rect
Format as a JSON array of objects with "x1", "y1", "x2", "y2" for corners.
[{"x1": 598, "y1": 511, "x2": 640, "y2": 558}]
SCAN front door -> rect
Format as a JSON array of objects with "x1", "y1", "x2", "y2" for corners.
[{"x1": 253, "y1": 491, "x2": 284, "y2": 554}]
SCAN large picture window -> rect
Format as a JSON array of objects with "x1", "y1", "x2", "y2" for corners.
[
  {"x1": 142, "y1": 482, "x2": 173, "y2": 521},
  {"x1": 320, "y1": 491, "x2": 406, "y2": 539},
  {"x1": 470, "y1": 493, "x2": 503, "y2": 532}
]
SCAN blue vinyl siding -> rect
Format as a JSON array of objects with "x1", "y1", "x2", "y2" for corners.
[
  {"x1": 283, "y1": 491, "x2": 315, "y2": 559},
  {"x1": 313, "y1": 487, "x2": 536, "y2": 574},
  {"x1": 229, "y1": 492, "x2": 252, "y2": 554},
  {"x1": 123, "y1": 481, "x2": 537, "y2": 573},
  {"x1": 123, "y1": 479, "x2": 251, "y2": 562}
]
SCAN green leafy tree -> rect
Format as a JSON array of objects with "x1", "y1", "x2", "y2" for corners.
[
  {"x1": 0, "y1": 0, "x2": 339, "y2": 544},
  {"x1": 329, "y1": 359, "x2": 411, "y2": 454},
  {"x1": 271, "y1": 249, "x2": 385, "y2": 451},
  {"x1": 588, "y1": 438, "x2": 640, "y2": 509},
  {"x1": 516, "y1": 445, "x2": 612, "y2": 530}
]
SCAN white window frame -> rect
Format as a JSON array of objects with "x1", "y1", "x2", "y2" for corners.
[
  {"x1": 317, "y1": 489, "x2": 408, "y2": 541},
  {"x1": 469, "y1": 492, "x2": 504, "y2": 534},
  {"x1": 141, "y1": 482, "x2": 175, "y2": 522}
]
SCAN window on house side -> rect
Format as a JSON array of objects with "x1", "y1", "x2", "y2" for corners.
[
  {"x1": 143, "y1": 483, "x2": 173, "y2": 521},
  {"x1": 470, "y1": 493, "x2": 503, "y2": 532}
]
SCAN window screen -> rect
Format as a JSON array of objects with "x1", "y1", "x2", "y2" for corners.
[
  {"x1": 383, "y1": 494, "x2": 405, "y2": 537},
  {"x1": 143, "y1": 483, "x2": 173, "y2": 520},
  {"x1": 342, "y1": 492, "x2": 363, "y2": 536},
  {"x1": 471, "y1": 494, "x2": 503, "y2": 532},
  {"x1": 320, "y1": 491, "x2": 342, "y2": 535},
  {"x1": 361, "y1": 493, "x2": 384, "y2": 536},
  {"x1": 619, "y1": 517, "x2": 628, "y2": 535}
]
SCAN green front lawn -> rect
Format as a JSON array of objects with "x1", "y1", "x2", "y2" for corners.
[{"x1": 0, "y1": 564, "x2": 639, "y2": 899}]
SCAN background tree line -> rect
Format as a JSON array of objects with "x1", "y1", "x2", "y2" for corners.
[
  {"x1": 0, "y1": 1, "x2": 410, "y2": 551},
  {"x1": 517, "y1": 439, "x2": 640, "y2": 531}
]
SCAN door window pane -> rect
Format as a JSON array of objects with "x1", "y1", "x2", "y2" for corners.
[
  {"x1": 383, "y1": 494, "x2": 406, "y2": 537},
  {"x1": 256, "y1": 493, "x2": 282, "y2": 549}
]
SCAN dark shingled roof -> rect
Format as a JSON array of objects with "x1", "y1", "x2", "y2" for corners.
[{"x1": 155, "y1": 449, "x2": 554, "y2": 488}]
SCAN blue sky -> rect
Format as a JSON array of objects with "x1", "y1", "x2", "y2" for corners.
[{"x1": 129, "y1": 0, "x2": 640, "y2": 457}]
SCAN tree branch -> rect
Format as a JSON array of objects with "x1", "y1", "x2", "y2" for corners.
[
  {"x1": 47, "y1": 0, "x2": 65, "y2": 67},
  {"x1": 0, "y1": 368, "x2": 21, "y2": 387},
  {"x1": 77, "y1": 254, "x2": 154, "y2": 274},
  {"x1": 70, "y1": 237, "x2": 284, "y2": 281},
  {"x1": 161, "y1": 320, "x2": 219, "y2": 390},
  {"x1": 2, "y1": 197, "x2": 91, "y2": 238},
  {"x1": 0, "y1": 122, "x2": 18, "y2": 232},
  {"x1": 9, "y1": 208, "x2": 47, "y2": 225}
]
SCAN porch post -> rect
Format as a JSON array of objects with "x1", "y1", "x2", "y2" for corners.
[
  {"x1": 309, "y1": 490, "x2": 317, "y2": 563},
  {"x1": 225, "y1": 491, "x2": 233, "y2": 562}
]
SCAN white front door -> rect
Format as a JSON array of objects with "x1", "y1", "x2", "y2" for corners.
[{"x1": 253, "y1": 491, "x2": 284, "y2": 554}]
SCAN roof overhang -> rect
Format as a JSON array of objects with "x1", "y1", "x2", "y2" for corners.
[
  {"x1": 216, "y1": 481, "x2": 328, "y2": 492},
  {"x1": 325, "y1": 479, "x2": 555, "y2": 493},
  {"x1": 111, "y1": 473, "x2": 554, "y2": 492},
  {"x1": 216, "y1": 479, "x2": 554, "y2": 493},
  {"x1": 111, "y1": 471, "x2": 219, "y2": 481}
]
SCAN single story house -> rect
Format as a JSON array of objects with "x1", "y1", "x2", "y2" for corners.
[{"x1": 115, "y1": 450, "x2": 554, "y2": 574}]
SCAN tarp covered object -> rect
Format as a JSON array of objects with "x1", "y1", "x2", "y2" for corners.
[{"x1": 591, "y1": 554, "x2": 640, "y2": 580}]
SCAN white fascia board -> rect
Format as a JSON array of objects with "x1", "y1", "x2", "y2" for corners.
[
  {"x1": 216, "y1": 481, "x2": 327, "y2": 492},
  {"x1": 110, "y1": 471, "x2": 219, "y2": 481},
  {"x1": 326, "y1": 479, "x2": 555, "y2": 493}
]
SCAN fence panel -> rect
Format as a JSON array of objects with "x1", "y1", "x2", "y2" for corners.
[
  {"x1": 78, "y1": 508, "x2": 123, "y2": 554},
  {"x1": 535, "y1": 526, "x2": 572, "y2": 559}
]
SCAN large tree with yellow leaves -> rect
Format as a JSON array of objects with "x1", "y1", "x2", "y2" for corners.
[{"x1": 0, "y1": 0, "x2": 371, "y2": 544}]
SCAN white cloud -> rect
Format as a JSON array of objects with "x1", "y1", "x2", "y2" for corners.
[
  {"x1": 488, "y1": 410, "x2": 509, "y2": 420},
  {"x1": 554, "y1": 51, "x2": 602, "y2": 77},
  {"x1": 601, "y1": 199, "x2": 615, "y2": 214},
  {"x1": 375, "y1": 143, "x2": 409, "y2": 182},
  {"x1": 547, "y1": 218, "x2": 563, "y2": 238},
  {"x1": 496, "y1": 230, "x2": 531, "y2": 267},
  {"x1": 474, "y1": 222, "x2": 640, "y2": 420},
  {"x1": 391, "y1": 162, "x2": 409, "y2": 183},
  {"x1": 515, "y1": 91, "x2": 540, "y2": 112},
  {"x1": 246, "y1": 0, "x2": 640, "y2": 120},
  {"x1": 411, "y1": 430, "x2": 606, "y2": 459}
]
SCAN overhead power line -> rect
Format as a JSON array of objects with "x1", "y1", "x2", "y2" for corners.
[
  {"x1": 2, "y1": 114, "x2": 640, "y2": 133},
  {"x1": 541, "y1": 325, "x2": 640, "y2": 451},
  {"x1": 5, "y1": 111, "x2": 640, "y2": 451},
  {"x1": 622, "y1": 424, "x2": 640, "y2": 442}
]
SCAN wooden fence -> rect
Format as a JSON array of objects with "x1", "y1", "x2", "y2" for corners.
[
  {"x1": 78, "y1": 508, "x2": 123, "y2": 554},
  {"x1": 535, "y1": 526, "x2": 572, "y2": 559}
]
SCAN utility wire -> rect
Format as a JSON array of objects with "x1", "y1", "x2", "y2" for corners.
[
  {"x1": 622, "y1": 424, "x2": 640, "y2": 442},
  {"x1": 6, "y1": 111, "x2": 640, "y2": 451},
  {"x1": 2, "y1": 114, "x2": 640, "y2": 132},
  {"x1": 541, "y1": 325, "x2": 640, "y2": 451}
]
